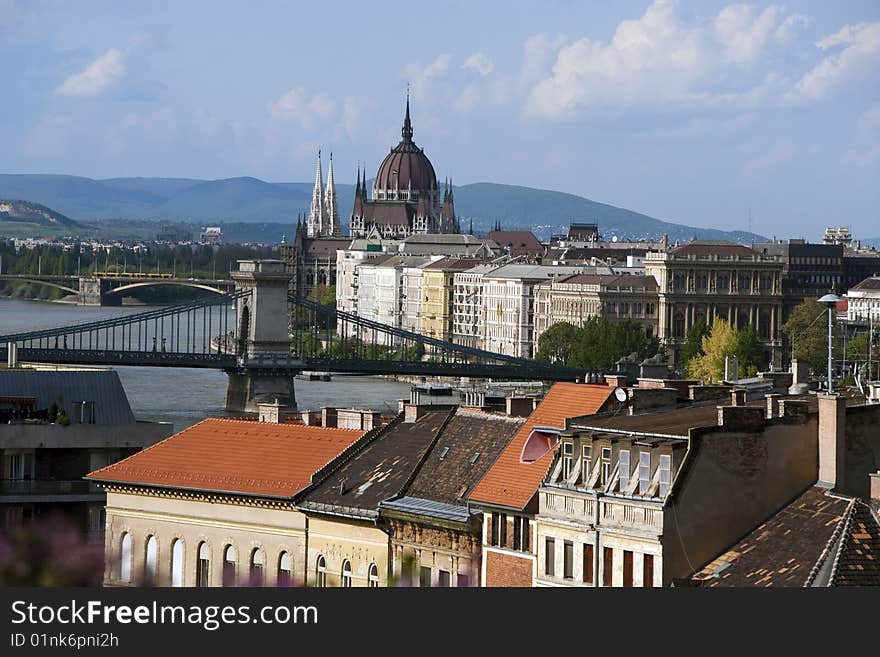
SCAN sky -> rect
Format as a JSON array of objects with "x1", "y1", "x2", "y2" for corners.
[{"x1": 1, "y1": 0, "x2": 878, "y2": 239}]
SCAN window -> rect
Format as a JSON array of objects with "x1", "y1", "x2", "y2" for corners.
[
  {"x1": 5, "y1": 451, "x2": 33, "y2": 480},
  {"x1": 368, "y1": 563, "x2": 379, "y2": 588},
  {"x1": 581, "y1": 444, "x2": 592, "y2": 483},
  {"x1": 563, "y1": 541, "x2": 574, "y2": 579},
  {"x1": 600, "y1": 448, "x2": 611, "y2": 486},
  {"x1": 341, "y1": 560, "x2": 352, "y2": 588},
  {"x1": 171, "y1": 539, "x2": 183, "y2": 587},
  {"x1": 144, "y1": 536, "x2": 157, "y2": 584},
  {"x1": 223, "y1": 546, "x2": 237, "y2": 587},
  {"x1": 499, "y1": 513, "x2": 508, "y2": 547},
  {"x1": 316, "y1": 555, "x2": 327, "y2": 588},
  {"x1": 562, "y1": 441, "x2": 573, "y2": 479},
  {"x1": 639, "y1": 452, "x2": 651, "y2": 495},
  {"x1": 583, "y1": 545, "x2": 594, "y2": 584},
  {"x1": 603, "y1": 548, "x2": 613, "y2": 587},
  {"x1": 119, "y1": 533, "x2": 132, "y2": 584},
  {"x1": 197, "y1": 542, "x2": 210, "y2": 587},
  {"x1": 419, "y1": 566, "x2": 432, "y2": 588},
  {"x1": 619, "y1": 449, "x2": 630, "y2": 491},
  {"x1": 278, "y1": 553, "x2": 292, "y2": 587},
  {"x1": 545, "y1": 538, "x2": 555, "y2": 577},
  {"x1": 250, "y1": 549, "x2": 265, "y2": 586},
  {"x1": 623, "y1": 550, "x2": 634, "y2": 587},
  {"x1": 659, "y1": 455, "x2": 672, "y2": 497},
  {"x1": 643, "y1": 554, "x2": 655, "y2": 588},
  {"x1": 438, "y1": 570, "x2": 451, "y2": 587},
  {"x1": 457, "y1": 572, "x2": 470, "y2": 588}
]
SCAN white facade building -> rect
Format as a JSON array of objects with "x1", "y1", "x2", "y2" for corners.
[
  {"x1": 847, "y1": 276, "x2": 880, "y2": 322},
  {"x1": 452, "y1": 264, "x2": 501, "y2": 350}
]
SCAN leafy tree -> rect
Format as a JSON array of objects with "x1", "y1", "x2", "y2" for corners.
[
  {"x1": 680, "y1": 316, "x2": 710, "y2": 368},
  {"x1": 687, "y1": 318, "x2": 737, "y2": 382},
  {"x1": 307, "y1": 285, "x2": 336, "y2": 307},
  {"x1": 781, "y1": 298, "x2": 840, "y2": 373},
  {"x1": 536, "y1": 322, "x2": 579, "y2": 364},
  {"x1": 565, "y1": 317, "x2": 659, "y2": 371},
  {"x1": 733, "y1": 325, "x2": 762, "y2": 377}
]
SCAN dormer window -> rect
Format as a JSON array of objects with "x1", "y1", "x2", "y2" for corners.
[
  {"x1": 639, "y1": 452, "x2": 651, "y2": 495},
  {"x1": 619, "y1": 449, "x2": 630, "y2": 491},
  {"x1": 561, "y1": 442, "x2": 573, "y2": 479},
  {"x1": 520, "y1": 429, "x2": 559, "y2": 463},
  {"x1": 581, "y1": 444, "x2": 592, "y2": 484},
  {"x1": 600, "y1": 447, "x2": 611, "y2": 485},
  {"x1": 659, "y1": 454, "x2": 672, "y2": 497}
]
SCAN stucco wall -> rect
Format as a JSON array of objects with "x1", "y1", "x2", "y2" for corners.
[{"x1": 304, "y1": 515, "x2": 391, "y2": 587}]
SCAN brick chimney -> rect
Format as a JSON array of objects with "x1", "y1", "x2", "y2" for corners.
[
  {"x1": 716, "y1": 405, "x2": 765, "y2": 430},
  {"x1": 730, "y1": 389, "x2": 747, "y2": 406},
  {"x1": 870, "y1": 472, "x2": 880, "y2": 504},
  {"x1": 765, "y1": 393, "x2": 781, "y2": 419},
  {"x1": 818, "y1": 393, "x2": 846, "y2": 490}
]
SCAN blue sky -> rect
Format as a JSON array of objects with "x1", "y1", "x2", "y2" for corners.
[{"x1": 1, "y1": 0, "x2": 878, "y2": 238}]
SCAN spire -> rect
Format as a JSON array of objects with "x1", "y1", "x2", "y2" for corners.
[
  {"x1": 355, "y1": 164, "x2": 361, "y2": 197},
  {"x1": 401, "y1": 90, "x2": 413, "y2": 142},
  {"x1": 448, "y1": 177, "x2": 453, "y2": 202},
  {"x1": 469, "y1": 218, "x2": 473, "y2": 235},
  {"x1": 307, "y1": 149, "x2": 326, "y2": 238},
  {"x1": 325, "y1": 151, "x2": 340, "y2": 235}
]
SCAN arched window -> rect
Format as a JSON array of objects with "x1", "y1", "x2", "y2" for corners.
[
  {"x1": 316, "y1": 555, "x2": 326, "y2": 587},
  {"x1": 119, "y1": 533, "x2": 132, "y2": 583},
  {"x1": 341, "y1": 560, "x2": 352, "y2": 588},
  {"x1": 222, "y1": 546, "x2": 236, "y2": 587},
  {"x1": 197, "y1": 542, "x2": 210, "y2": 587},
  {"x1": 144, "y1": 536, "x2": 157, "y2": 585},
  {"x1": 278, "y1": 552, "x2": 292, "y2": 587},
  {"x1": 250, "y1": 548, "x2": 265, "y2": 586},
  {"x1": 170, "y1": 539, "x2": 183, "y2": 587},
  {"x1": 368, "y1": 563, "x2": 379, "y2": 588}
]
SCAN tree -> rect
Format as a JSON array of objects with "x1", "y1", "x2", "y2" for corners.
[
  {"x1": 680, "y1": 316, "x2": 709, "y2": 368},
  {"x1": 733, "y1": 325, "x2": 762, "y2": 377},
  {"x1": 536, "y1": 322, "x2": 579, "y2": 364},
  {"x1": 782, "y1": 298, "x2": 839, "y2": 373},
  {"x1": 686, "y1": 318, "x2": 737, "y2": 383}
]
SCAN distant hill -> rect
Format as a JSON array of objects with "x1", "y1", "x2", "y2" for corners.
[
  {"x1": 0, "y1": 173, "x2": 765, "y2": 242},
  {"x1": 0, "y1": 199, "x2": 81, "y2": 227}
]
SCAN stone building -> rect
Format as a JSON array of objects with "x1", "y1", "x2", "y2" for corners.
[
  {"x1": 468, "y1": 383, "x2": 617, "y2": 587},
  {"x1": 643, "y1": 241, "x2": 784, "y2": 367},
  {"x1": 847, "y1": 276, "x2": 880, "y2": 323},
  {"x1": 379, "y1": 408, "x2": 523, "y2": 587},
  {"x1": 452, "y1": 263, "x2": 502, "y2": 350},
  {"x1": 532, "y1": 273, "x2": 659, "y2": 345},
  {"x1": 421, "y1": 258, "x2": 485, "y2": 345},
  {"x1": 87, "y1": 416, "x2": 367, "y2": 587}
]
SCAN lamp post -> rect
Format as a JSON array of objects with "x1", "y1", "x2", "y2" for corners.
[{"x1": 818, "y1": 293, "x2": 842, "y2": 394}]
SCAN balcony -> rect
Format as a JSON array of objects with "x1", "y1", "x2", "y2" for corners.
[
  {"x1": 599, "y1": 499, "x2": 663, "y2": 533},
  {"x1": 0, "y1": 479, "x2": 104, "y2": 502}
]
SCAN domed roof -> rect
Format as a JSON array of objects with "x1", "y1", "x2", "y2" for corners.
[{"x1": 374, "y1": 98, "x2": 438, "y2": 194}]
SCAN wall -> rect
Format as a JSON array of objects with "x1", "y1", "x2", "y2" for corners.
[
  {"x1": 0, "y1": 422, "x2": 171, "y2": 450},
  {"x1": 840, "y1": 405, "x2": 880, "y2": 499},
  {"x1": 662, "y1": 414, "x2": 819, "y2": 584},
  {"x1": 304, "y1": 515, "x2": 391, "y2": 587},
  {"x1": 103, "y1": 490, "x2": 307, "y2": 587}
]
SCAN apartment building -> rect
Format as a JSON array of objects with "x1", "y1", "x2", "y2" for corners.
[
  {"x1": 532, "y1": 274, "x2": 659, "y2": 344},
  {"x1": 421, "y1": 258, "x2": 484, "y2": 344},
  {"x1": 452, "y1": 264, "x2": 500, "y2": 350}
]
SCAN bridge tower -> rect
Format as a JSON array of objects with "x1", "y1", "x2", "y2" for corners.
[{"x1": 225, "y1": 260, "x2": 297, "y2": 413}]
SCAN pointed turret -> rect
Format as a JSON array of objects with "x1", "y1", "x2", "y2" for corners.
[
  {"x1": 307, "y1": 149, "x2": 326, "y2": 238},
  {"x1": 401, "y1": 92, "x2": 413, "y2": 143},
  {"x1": 324, "y1": 152, "x2": 340, "y2": 236}
]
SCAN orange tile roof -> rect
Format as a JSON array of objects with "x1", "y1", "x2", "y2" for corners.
[
  {"x1": 468, "y1": 383, "x2": 613, "y2": 510},
  {"x1": 86, "y1": 418, "x2": 364, "y2": 498}
]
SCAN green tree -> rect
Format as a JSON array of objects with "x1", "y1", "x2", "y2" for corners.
[
  {"x1": 680, "y1": 316, "x2": 710, "y2": 368},
  {"x1": 687, "y1": 318, "x2": 737, "y2": 383},
  {"x1": 733, "y1": 325, "x2": 762, "y2": 377},
  {"x1": 536, "y1": 322, "x2": 579, "y2": 364},
  {"x1": 782, "y1": 298, "x2": 839, "y2": 373}
]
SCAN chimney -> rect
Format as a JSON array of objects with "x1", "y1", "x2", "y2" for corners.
[
  {"x1": 765, "y1": 393, "x2": 781, "y2": 419},
  {"x1": 505, "y1": 396, "x2": 534, "y2": 418},
  {"x1": 322, "y1": 407, "x2": 338, "y2": 428},
  {"x1": 791, "y1": 359, "x2": 809, "y2": 385},
  {"x1": 730, "y1": 389, "x2": 747, "y2": 406},
  {"x1": 716, "y1": 405, "x2": 765, "y2": 430},
  {"x1": 404, "y1": 403, "x2": 427, "y2": 423},
  {"x1": 604, "y1": 374, "x2": 629, "y2": 388},
  {"x1": 870, "y1": 472, "x2": 880, "y2": 504},
  {"x1": 777, "y1": 398, "x2": 809, "y2": 422},
  {"x1": 258, "y1": 399, "x2": 284, "y2": 424},
  {"x1": 818, "y1": 393, "x2": 847, "y2": 490}
]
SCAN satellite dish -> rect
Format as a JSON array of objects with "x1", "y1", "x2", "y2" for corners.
[
  {"x1": 612, "y1": 235, "x2": 618, "y2": 242},
  {"x1": 614, "y1": 387, "x2": 628, "y2": 403}
]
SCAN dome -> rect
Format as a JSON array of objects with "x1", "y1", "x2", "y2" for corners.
[{"x1": 373, "y1": 98, "x2": 438, "y2": 196}]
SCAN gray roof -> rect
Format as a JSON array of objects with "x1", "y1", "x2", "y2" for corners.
[
  {"x1": 380, "y1": 495, "x2": 474, "y2": 523},
  {"x1": 0, "y1": 369, "x2": 135, "y2": 424}
]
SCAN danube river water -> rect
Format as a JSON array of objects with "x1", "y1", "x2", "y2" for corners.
[{"x1": 0, "y1": 298, "x2": 411, "y2": 432}]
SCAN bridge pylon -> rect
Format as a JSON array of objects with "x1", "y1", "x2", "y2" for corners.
[{"x1": 225, "y1": 260, "x2": 299, "y2": 413}]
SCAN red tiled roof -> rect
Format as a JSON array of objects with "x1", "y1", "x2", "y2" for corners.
[
  {"x1": 468, "y1": 383, "x2": 614, "y2": 510},
  {"x1": 487, "y1": 230, "x2": 543, "y2": 254},
  {"x1": 86, "y1": 418, "x2": 364, "y2": 498}
]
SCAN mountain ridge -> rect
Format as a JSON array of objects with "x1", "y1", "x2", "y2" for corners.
[{"x1": 0, "y1": 173, "x2": 765, "y2": 242}]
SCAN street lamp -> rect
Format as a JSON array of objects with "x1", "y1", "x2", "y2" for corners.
[{"x1": 818, "y1": 293, "x2": 843, "y2": 394}]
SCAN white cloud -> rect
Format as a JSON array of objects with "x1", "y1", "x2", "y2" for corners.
[
  {"x1": 56, "y1": 48, "x2": 126, "y2": 97},
  {"x1": 462, "y1": 52, "x2": 494, "y2": 77},
  {"x1": 788, "y1": 21, "x2": 880, "y2": 102},
  {"x1": 714, "y1": 4, "x2": 784, "y2": 64},
  {"x1": 267, "y1": 87, "x2": 337, "y2": 130}
]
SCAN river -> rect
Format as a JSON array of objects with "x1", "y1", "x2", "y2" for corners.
[{"x1": 0, "y1": 298, "x2": 411, "y2": 432}]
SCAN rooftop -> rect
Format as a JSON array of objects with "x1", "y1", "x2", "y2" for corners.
[
  {"x1": 850, "y1": 276, "x2": 880, "y2": 291},
  {"x1": 469, "y1": 383, "x2": 614, "y2": 510},
  {"x1": 424, "y1": 257, "x2": 486, "y2": 272},
  {"x1": 86, "y1": 418, "x2": 364, "y2": 498}
]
